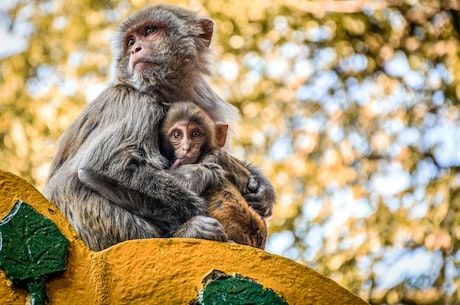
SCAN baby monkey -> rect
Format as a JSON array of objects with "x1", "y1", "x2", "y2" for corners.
[{"x1": 161, "y1": 101, "x2": 267, "y2": 249}]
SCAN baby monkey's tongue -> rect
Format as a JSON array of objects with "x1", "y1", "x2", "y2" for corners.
[{"x1": 172, "y1": 158, "x2": 182, "y2": 169}]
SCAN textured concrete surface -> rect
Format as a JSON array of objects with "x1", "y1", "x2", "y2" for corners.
[{"x1": 0, "y1": 170, "x2": 368, "y2": 304}]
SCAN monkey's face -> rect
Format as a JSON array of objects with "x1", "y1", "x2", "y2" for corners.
[
  {"x1": 167, "y1": 121, "x2": 206, "y2": 169},
  {"x1": 111, "y1": 5, "x2": 214, "y2": 93},
  {"x1": 117, "y1": 20, "x2": 171, "y2": 90},
  {"x1": 124, "y1": 22, "x2": 164, "y2": 75}
]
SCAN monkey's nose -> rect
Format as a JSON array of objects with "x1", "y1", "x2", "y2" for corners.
[{"x1": 132, "y1": 46, "x2": 142, "y2": 54}]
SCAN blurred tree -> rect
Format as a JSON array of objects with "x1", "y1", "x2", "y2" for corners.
[{"x1": 1, "y1": 0, "x2": 459, "y2": 304}]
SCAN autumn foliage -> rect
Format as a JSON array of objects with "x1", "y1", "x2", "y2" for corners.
[{"x1": 1, "y1": 1, "x2": 459, "y2": 304}]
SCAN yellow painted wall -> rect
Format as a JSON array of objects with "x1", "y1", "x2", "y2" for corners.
[{"x1": 0, "y1": 170, "x2": 367, "y2": 304}]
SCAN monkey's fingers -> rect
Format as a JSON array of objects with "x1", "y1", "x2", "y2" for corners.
[
  {"x1": 173, "y1": 216, "x2": 228, "y2": 242},
  {"x1": 244, "y1": 192, "x2": 274, "y2": 218},
  {"x1": 247, "y1": 175, "x2": 259, "y2": 192}
]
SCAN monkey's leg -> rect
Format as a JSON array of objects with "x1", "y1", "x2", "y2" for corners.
[
  {"x1": 206, "y1": 181, "x2": 267, "y2": 249},
  {"x1": 203, "y1": 150, "x2": 276, "y2": 218}
]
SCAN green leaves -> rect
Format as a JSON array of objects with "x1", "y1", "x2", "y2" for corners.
[
  {"x1": 0, "y1": 201, "x2": 70, "y2": 305},
  {"x1": 196, "y1": 270, "x2": 287, "y2": 305}
]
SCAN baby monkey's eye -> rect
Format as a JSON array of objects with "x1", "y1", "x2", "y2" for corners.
[
  {"x1": 191, "y1": 130, "x2": 202, "y2": 138},
  {"x1": 172, "y1": 131, "x2": 182, "y2": 139}
]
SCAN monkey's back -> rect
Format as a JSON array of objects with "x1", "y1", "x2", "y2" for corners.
[{"x1": 43, "y1": 85, "x2": 170, "y2": 250}]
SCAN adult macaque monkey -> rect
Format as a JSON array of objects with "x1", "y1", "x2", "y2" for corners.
[
  {"x1": 81, "y1": 102, "x2": 269, "y2": 249},
  {"x1": 43, "y1": 4, "x2": 275, "y2": 251}
]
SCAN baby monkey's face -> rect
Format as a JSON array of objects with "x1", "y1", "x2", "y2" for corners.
[{"x1": 168, "y1": 121, "x2": 206, "y2": 169}]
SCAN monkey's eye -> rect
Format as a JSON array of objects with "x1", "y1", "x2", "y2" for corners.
[
  {"x1": 191, "y1": 130, "x2": 202, "y2": 138},
  {"x1": 127, "y1": 36, "x2": 136, "y2": 48},
  {"x1": 172, "y1": 131, "x2": 183, "y2": 139},
  {"x1": 144, "y1": 25, "x2": 158, "y2": 36}
]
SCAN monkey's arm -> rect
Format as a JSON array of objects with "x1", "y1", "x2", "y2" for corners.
[
  {"x1": 169, "y1": 162, "x2": 226, "y2": 195},
  {"x1": 78, "y1": 167, "x2": 227, "y2": 241},
  {"x1": 77, "y1": 166, "x2": 207, "y2": 223},
  {"x1": 77, "y1": 168, "x2": 203, "y2": 220}
]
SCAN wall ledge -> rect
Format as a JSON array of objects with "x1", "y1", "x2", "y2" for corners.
[{"x1": 0, "y1": 170, "x2": 367, "y2": 304}]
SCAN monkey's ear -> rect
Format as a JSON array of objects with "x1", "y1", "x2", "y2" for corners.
[
  {"x1": 215, "y1": 123, "x2": 228, "y2": 148},
  {"x1": 199, "y1": 18, "x2": 213, "y2": 47}
]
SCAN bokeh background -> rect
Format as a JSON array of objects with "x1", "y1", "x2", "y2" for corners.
[{"x1": 1, "y1": 0, "x2": 460, "y2": 304}]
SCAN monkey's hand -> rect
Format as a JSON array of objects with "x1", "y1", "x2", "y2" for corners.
[
  {"x1": 243, "y1": 164, "x2": 276, "y2": 218},
  {"x1": 173, "y1": 216, "x2": 228, "y2": 242},
  {"x1": 170, "y1": 163, "x2": 225, "y2": 195}
]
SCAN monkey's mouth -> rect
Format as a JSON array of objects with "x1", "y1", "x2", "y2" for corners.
[
  {"x1": 172, "y1": 157, "x2": 196, "y2": 169},
  {"x1": 131, "y1": 59, "x2": 155, "y2": 71},
  {"x1": 133, "y1": 60, "x2": 150, "y2": 70},
  {"x1": 172, "y1": 158, "x2": 182, "y2": 170}
]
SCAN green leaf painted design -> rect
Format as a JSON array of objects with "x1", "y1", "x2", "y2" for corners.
[
  {"x1": 0, "y1": 201, "x2": 70, "y2": 305},
  {"x1": 196, "y1": 270, "x2": 288, "y2": 305}
]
